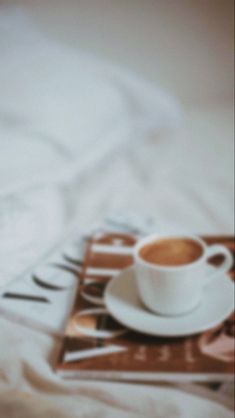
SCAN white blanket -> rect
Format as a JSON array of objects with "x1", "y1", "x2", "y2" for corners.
[
  {"x1": 0, "y1": 8, "x2": 234, "y2": 418},
  {"x1": 0, "y1": 107, "x2": 234, "y2": 415},
  {"x1": 0, "y1": 6, "x2": 180, "y2": 288}
]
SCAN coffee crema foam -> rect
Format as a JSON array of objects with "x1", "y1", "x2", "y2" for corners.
[{"x1": 139, "y1": 238, "x2": 203, "y2": 267}]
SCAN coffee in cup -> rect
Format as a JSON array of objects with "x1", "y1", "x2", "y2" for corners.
[
  {"x1": 134, "y1": 234, "x2": 233, "y2": 316},
  {"x1": 139, "y1": 237, "x2": 203, "y2": 267}
]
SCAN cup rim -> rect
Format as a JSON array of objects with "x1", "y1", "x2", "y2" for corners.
[{"x1": 134, "y1": 233, "x2": 207, "y2": 271}]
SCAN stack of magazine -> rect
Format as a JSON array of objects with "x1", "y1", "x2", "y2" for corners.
[{"x1": 56, "y1": 231, "x2": 235, "y2": 382}]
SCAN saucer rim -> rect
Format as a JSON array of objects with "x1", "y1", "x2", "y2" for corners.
[{"x1": 104, "y1": 266, "x2": 234, "y2": 337}]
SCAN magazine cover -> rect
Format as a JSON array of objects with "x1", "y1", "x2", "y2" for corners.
[{"x1": 57, "y1": 232, "x2": 235, "y2": 382}]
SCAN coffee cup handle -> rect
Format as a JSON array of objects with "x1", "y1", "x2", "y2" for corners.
[{"x1": 204, "y1": 245, "x2": 233, "y2": 285}]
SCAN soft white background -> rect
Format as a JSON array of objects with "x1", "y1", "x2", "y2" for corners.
[
  {"x1": 0, "y1": 1, "x2": 234, "y2": 417},
  {"x1": 0, "y1": 0, "x2": 233, "y2": 104},
  {"x1": 1, "y1": 0, "x2": 232, "y2": 230},
  {"x1": 0, "y1": 0, "x2": 233, "y2": 237}
]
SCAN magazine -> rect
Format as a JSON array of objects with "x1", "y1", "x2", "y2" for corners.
[{"x1": 56, "y1": 232, "x2": 235, "y2": 382}]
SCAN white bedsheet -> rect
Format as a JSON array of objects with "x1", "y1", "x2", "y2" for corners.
[
  {"x1": 0, "y1": 7, "x2": 234, "y2": 418},
  {"x1": 70, "y1": 102, "x2": 234, "y2": 235},
  {"x1": 0, "y1": 102, "x2": 233, "y2": 417},
  {"x1": 0, "y1": 6, "x2": 180, "y2": 289}
]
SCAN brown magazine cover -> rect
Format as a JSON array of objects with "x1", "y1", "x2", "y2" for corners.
[{"x1": 56, "y1": 232, "x2": 235, "y2": 382}]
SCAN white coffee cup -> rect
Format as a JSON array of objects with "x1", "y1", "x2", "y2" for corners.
[{"x1": 134, "y1": 234, "x2": 233, "y2": 316}]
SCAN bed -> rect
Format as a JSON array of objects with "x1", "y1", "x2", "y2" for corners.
[{"x1": 0, "y1": 4, "x2": 234, "y2": 417}]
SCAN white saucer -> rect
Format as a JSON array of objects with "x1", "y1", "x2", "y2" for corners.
[{"x1": 104, "y1": 266, "x2": 234, "y2": 337}]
